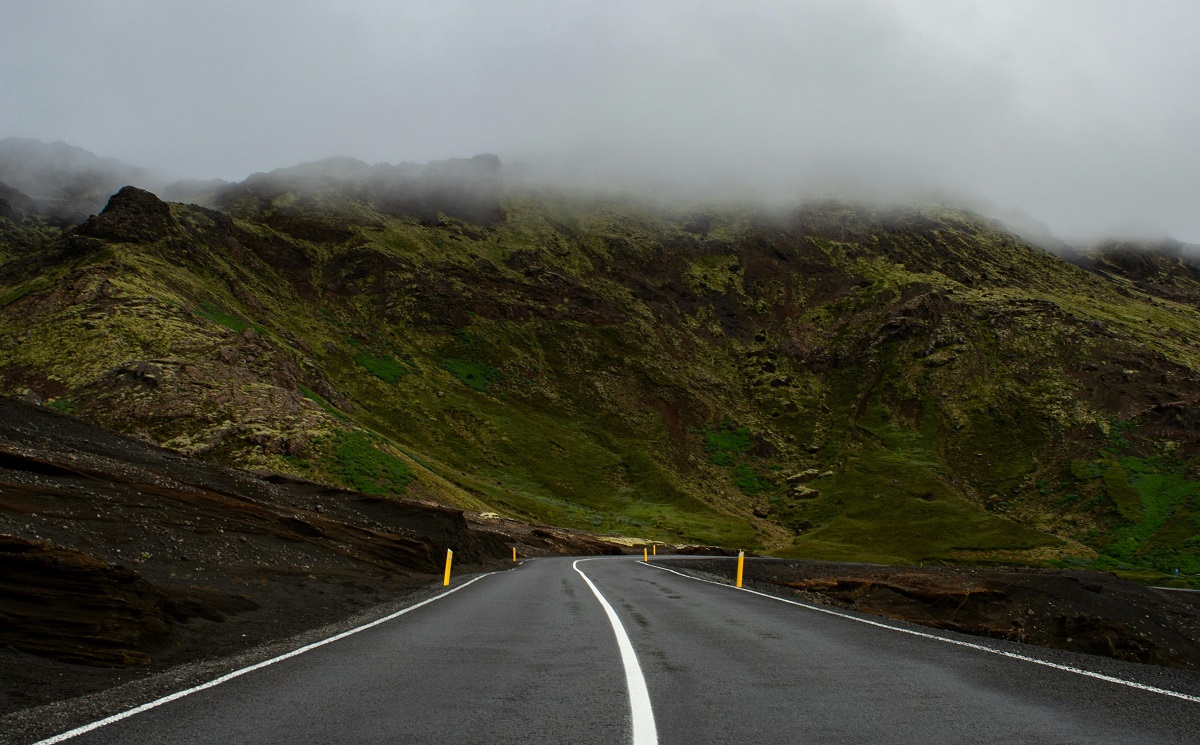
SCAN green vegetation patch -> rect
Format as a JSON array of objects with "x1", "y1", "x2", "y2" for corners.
[
  {"x1": 196, "y1": 302, "x2": 265, "y2": 334},
  {"x1": 699, "y1": 423, "x2": 773, "y2": 498},
  {"x1": 1073, "y1": 454, "x2": 1200, "y2": 575},
  {"x1": 1100, "y1": 460, "x2": 1142, "y2": 521},
  {"x1": 702, "y1": 425, "x2": 752, "y2": 466},
  {"x1": 369, "y1": 390, "x2": 760, "y2": 546},
  {"x1": 330, "y1": 430, "x2": 416, "y2": 495},
  {"x1": 732, "y1": 464, "x2": 770, "y2": 496},
  {"x1": 46, "y1": 398, "x2": 76, "y2": 414},
  {"x1": 443, "y1": 358, "x2": 499, "y2": 391},
  {"x1": 354, "y1": 352, "x2": 409, "y2": 384}
]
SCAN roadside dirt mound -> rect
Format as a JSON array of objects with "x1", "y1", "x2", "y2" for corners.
[
  {"x1": 0, "y1": 536, "x2": 174, "y2": 666},
  {"x1": 679, "y1": 558, "x2": 1200, "y2": 671},
  {"x1": 0, "y1": 397, "x2": 630, "y2": 714},
  {"x1": 466, "y1": 512, "x2": 632, "y2": 558}
]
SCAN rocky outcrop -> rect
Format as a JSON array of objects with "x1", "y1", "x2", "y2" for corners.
[{"x1": 79, "y1": 186, "x2": 176, "y2": 243}]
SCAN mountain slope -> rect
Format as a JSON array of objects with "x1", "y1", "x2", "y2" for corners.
[
  {"x1": 3, "y1": 165, "x2": 1200, "y2": 576},
  {"x1": 0, "y1": 138, "x2": 152, "y2": 222}
]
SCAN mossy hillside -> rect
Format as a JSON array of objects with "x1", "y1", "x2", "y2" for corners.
[
  {"x1": 777, "y1": 394, "x2": 1061, "y2": 564},
  {"x1": 1054, "y1": 442, "x2": 1200, "y2": 581},
  {"x1": 0, "y1": 274, "x2": 55, "y2": 308},
  {"x1": 3, "y1": 187, "x2": 1200, "y2": 565},
  {"x1": 321, "y1": 318, "x2": 762, "y2": 545},
  {"x1": 0, "y1": 214, "x2": 62, "y2": 266}
]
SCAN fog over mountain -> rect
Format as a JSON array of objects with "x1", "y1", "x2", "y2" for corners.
[{"x1": 1, "y1": 1, "x2": 1196, "y2": 242}]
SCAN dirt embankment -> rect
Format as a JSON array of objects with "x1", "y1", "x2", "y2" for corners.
[
  {"x1": 0, "y1": 397, "x2": 626, "y2": 714},
  {"x1": 679, "y1": 557, "x2": 1200, "y2": 671}
]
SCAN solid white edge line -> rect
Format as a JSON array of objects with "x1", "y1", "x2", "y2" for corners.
[
  {"x1": 574, "y1": 559, "x2": 659, "y2": 745},
  {"x1": 33, "y1": 572, "x2": 498, "y2": 744},
  {"x1": 640, "y1": 560, "x2": 1200, "y2": 704}
]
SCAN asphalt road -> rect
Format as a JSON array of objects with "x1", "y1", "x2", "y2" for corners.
[{"x1": 35, "y1": 556, "x2": 1200, "y2": 744}]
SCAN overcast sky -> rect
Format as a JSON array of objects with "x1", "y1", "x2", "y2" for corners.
[{"x1": 1, "y1": 0, "x2": 1196, "y2": 241}]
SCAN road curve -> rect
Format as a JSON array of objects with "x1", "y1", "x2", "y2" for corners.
[{"x1": 33, "y1": 556, "x2": 1200, "y2": 744}]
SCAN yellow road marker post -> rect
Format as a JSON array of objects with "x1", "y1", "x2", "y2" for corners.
[
  {"x1": 443, "y1": 549, "x2": 453, "y2": 586},
  {"x1": 512, "y1": 546, "x2": 517, "y2": 562},
  {"x1": 643, "y1": 547, "x2": 649, "y2": 562},
  {"x1": 652, "y1": 545, "x2": 657, "y2": 556},
  {"x1": 736, "y1": 550, "x2": 745, "y2": 588}
]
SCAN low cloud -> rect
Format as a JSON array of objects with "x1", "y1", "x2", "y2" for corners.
[{"x1": 1, "y1": 1, "x2": 1196, "y2": 242}]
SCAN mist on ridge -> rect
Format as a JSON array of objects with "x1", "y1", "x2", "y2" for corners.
[{"x1": 0, "y1": 1, "x2": 1195, "y2": 244}]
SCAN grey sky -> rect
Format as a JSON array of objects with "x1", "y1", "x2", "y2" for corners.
[{"x1": 1, "y1": 0, "x2": 1197, "y2": 241}]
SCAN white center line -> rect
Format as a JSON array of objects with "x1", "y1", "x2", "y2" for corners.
[
  {"x1": 574, "y1": 558, "x2": 659, "y2": 745},
  {"x1": 642, "y1": 560, "x2": 1200, "y2": 704},
  {"x1": 33, "y1": 572, "x2": 498, "y2": 744}
]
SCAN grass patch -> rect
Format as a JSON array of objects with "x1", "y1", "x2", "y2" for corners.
[
  {"x1": 354, "y1": 352, "x2": 408, "y2": 384},
  {"x1": 1100, "y1": 460, "x2": 1142, "y2": 520},
  {"x1": 372, "y1": 392, "x2": 759, "y2": 546},
  {"x1": 443, "y1": 358, "x2": 498, "y2": 391},
  {"x1": 732, "y1": 463, "x2": 770, "y2": 496},
  {"x1": 46, "y1": 398, "x2": 76, "y2": 414},
  {"x1": 1068, "y1": 451, "x2": 1200, "y2": 574},
  {"x1": 1099, "y1": 455, "x2": 1200, "y2": 573},
  {"x1": 196, "y1": 302, "x2": 266, "y2": 334},
  {"x1": 701, "y1": 424, "x2": 752, "y2": 466},
  {"x1": 330, "y1": 430, "x2": 416, "y2": 496}
]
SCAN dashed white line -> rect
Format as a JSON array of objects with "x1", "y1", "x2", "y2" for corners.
[
  {"x1": 33, "y1": 572, "x2": 498, "y2": 744},
  {"x1": 641, "y1": 560, "x2": 1200, "y2": 704},
  {"x1": 574, "y1": 558, "x2": 659, "y2": 745}
]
